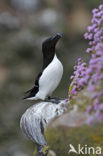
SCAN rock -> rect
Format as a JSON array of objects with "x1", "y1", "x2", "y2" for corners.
[
  {"x1": 44, "y1": 102, "x2": 103, "y2": 156},
  {"x1": 46, "y1": 121, "x2": 103, "y2": 156},
  {"x1": 20, "y1": 100, "x2": 69, "y2": 145},
  {"x1": 20, "y1": 100, "x2": 69, "y2": 156},
  {"x1": 48, "y1": 150, "x2": 56, "y2": 156},
  {"x1": 50, "y1": 109, "x2": 88, "y2": 128}
]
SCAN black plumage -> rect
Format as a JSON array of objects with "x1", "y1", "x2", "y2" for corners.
[{"x1": 24, "y1": 33, "x2": 62, "y2": 100}]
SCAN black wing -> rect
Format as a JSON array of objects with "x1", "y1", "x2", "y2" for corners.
[{"x1": 24, "y1": 72, "x2": 42, "y2": 99}]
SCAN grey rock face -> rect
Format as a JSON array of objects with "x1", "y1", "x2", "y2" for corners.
[{"x1": 20, "y1": 100, "x2": 69, "y2": 146}]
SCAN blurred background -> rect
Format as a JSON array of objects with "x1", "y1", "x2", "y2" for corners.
[{"x1": 0, "y1": 0, "x2": 102, "y2": 156}]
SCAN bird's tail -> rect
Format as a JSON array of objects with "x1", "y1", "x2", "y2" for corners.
[{"x1": 23, "y1": 85, "x2": 38, "y2": 100}]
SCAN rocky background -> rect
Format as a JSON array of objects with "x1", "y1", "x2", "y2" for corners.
[{"x1": 0, "y1": 0, "x2": 102, "y2": 156}]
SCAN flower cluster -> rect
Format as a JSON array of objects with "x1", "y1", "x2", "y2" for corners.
[
  {"x1": 88, "y1": 43, "x2": 103, "y2": 92},
  {"x1": 69, "y1": 4, "x2": 103, "y2": 123},
  {"x1": 86, "y1": 42, "x2": 103, "y2": 123},
  {"x1": 84, "y1": 4, "x2": 103, "y2": 53},
  {"x1": 85, "y1": 4, "x2": 103, "y2": 122},
  {"x1": 70, "y1": 58, "x2": 88, "y2": 96}
]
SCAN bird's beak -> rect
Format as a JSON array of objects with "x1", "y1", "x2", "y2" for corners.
[{"x1": 51, "y1": 32, "x2": 62, "y2": 45}]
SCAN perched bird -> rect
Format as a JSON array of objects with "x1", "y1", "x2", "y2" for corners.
[{"x1": 24, "y1": 33, "x2": 63, "y2": 101}]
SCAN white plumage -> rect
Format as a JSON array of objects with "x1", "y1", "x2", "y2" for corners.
[
  {"x1": 24, "y1": 33, "x2": 63, "y2": 101},
  {"x1": 28, "y1": 54, "x2": 63, "y2": 100}
]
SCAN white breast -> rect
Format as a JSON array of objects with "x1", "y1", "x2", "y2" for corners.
[{"x1": 36, "y1": 54, "x2": 63, "y2": 100}]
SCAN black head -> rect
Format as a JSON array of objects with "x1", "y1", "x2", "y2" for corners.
[
  {"x1": 42, "y1": 33, "x2": 62, "y2": 55},
  {"x1": 42, "y1": 33, "x2": 62, "y2": 70}
]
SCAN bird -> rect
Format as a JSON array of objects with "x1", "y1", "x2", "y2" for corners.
[{"x1": 24, "y1": 33, "x2": 63, "y2": 102}]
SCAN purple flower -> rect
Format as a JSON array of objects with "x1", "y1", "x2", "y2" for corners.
[
  {"x1": 69, "y1": 59, "x2": 88, "y2": 97},
  {"x1": 65, "y1": 98, "x2": 69, "y2": 103},
  {"x1": 86, "y1": 116, "x2": 94, "y2": 125},
  {"x1": 96, "y1": 110, "x2": 103, "y2": 121},
  {"x1": 69, "y1": 4, "x2": 103, "y2": 123},
  {"x1": 98, "y1": 103, "x2": 103, "y2": 110},
  {"x1": 87, "y1": 106, "x2": 93, "y2": 114},
  {"x1": 99, "y1": 4, "x2": 103, "y2": 10},
  {"x1": 84, "y1": 4, "x2": 103, "y2": 53},
  {"x1": 88, "y1": 84, "x2": 95, "y2": 92},
  {"x1": 96, "y1": 43, "x2": 103, "y2": 55}
]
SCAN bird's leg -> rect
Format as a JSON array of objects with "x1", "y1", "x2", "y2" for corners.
[
  {"x1": 49, "y1": 97, "x2": 65, "y2": 101},
  {"x1": 45, "y1": 97, "x2": 65, "y2": 104}
]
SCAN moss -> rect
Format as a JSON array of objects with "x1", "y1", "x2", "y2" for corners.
[
  {"x1": 45, "y1": 127, "x2": 67, "y2": 156},
  {"x1": 33, "y1": 146, "x2": 37, "y2": 156},
  {"x1": 42, "y1": 145, "x2": 50, "y2": 156},
  {"x1": 45, "y1": 123, "x2": 103, "y2": 156},
  {"x1": 33, "y1": 145, "x2": 50, "y2": 156}
]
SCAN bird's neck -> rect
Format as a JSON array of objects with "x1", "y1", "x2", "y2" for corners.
[{"x1": 42, "y1": 52, "x2": 56, "y2": 70}]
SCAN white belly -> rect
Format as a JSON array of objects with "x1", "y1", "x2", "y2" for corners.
[{"x1": 36, "y1": 55, "x2": 63, "y2": 100}]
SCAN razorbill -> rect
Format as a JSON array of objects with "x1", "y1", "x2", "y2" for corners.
[{"x1": 24, "y1": 33, "x2": 63, "y2": 101}]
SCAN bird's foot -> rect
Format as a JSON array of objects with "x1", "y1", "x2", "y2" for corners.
[
  {"x1": 45, "y1": 99, "x2": 59, "y2": 104},
  {"x1": 45, "y1": 97, "x2": 65, "y2": 104}
]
